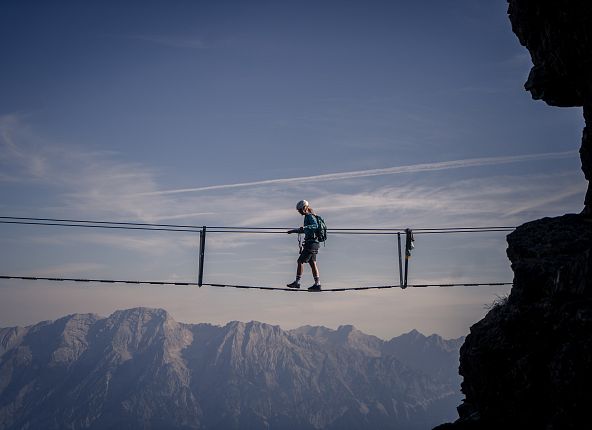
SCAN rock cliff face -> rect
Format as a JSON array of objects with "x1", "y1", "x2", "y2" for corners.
[
  {"x1": 438, "y1": 215, "x2": 592, "y2": 429},
  {"x1": 507, "y1": 0, "x2": 592, "y2": 214},
  {"x1": 0, "y1": 308, "x2": 463, "y2": 430},
  {"x1": 434, "y1": 3, "x2": 592, "y2": 428}
]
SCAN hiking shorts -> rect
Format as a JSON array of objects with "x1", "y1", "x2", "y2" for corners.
[{"x1": 298, "y1": 242, "x2": 320, "y2": 264}]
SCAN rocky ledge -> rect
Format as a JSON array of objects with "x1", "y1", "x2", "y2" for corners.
[
  {"x1": 436, "y1": 214, "x2": 592, "y2": 429},
  {"x1": 507, "y1": 0, "x2": 592, "y2": 213}
]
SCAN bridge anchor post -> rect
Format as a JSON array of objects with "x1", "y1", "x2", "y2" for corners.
[
  {"x1": 403, "y1": 228, "x2": 413, "y2": 289},
  {"x1": 198, "y1": 226, "x2": 207, "y2": 287},
  {"x1": 397, "y1": 232, "x2": 403, "y2": 287}
]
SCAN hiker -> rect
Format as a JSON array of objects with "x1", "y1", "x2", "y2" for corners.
[{"x1": 286, "y1": 200, "x2": 322, "y2": 291}]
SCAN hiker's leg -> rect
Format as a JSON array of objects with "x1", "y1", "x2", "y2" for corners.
[
  {"x1": 287, "y1": 261, "x2": 304, "y2": 288},
  {"x1": 309, "y1": 261, "x2": 319, "y2": 278},
  {"x1": 297, "y1": 262, "x2": 304, "y2": 277},
  {"x1": 309, "y1": 261, "x2": 321, "y2": 288}
]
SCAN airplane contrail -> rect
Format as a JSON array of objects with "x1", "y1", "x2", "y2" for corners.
[{"x1": 138, "y1": 150, "x2": 577, "y2": 196}]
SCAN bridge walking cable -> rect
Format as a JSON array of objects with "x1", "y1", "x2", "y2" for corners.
[
  {"x1": 0, "y1": 276, "x2": 513, "y2": 291},
  {"x1": 0, "y1": 216, "x2": 516, "y2": 292}
]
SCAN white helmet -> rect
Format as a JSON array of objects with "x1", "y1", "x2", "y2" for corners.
[{"x1": 296, "y1": 200, "x2": 309, "y2": 211}]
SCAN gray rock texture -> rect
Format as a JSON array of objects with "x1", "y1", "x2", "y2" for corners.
[
  {"x1": 0, "y1": 308, "x2": 463, "y2": 430},
  {"x1": 435, "y1": 215, "x2": 592, "y2": 429}
]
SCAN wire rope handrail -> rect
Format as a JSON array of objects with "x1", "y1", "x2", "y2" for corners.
[{"x1": 0, "y1": 216, "x2": 516, "y2": 235}]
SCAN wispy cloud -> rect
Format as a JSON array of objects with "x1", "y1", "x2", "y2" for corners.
[
  {"x1": 1, "y1": 114, "x2": 185, "y2": 223},
  {"x1": 1, "y1": 113, "x2": 586, "y2": 263},
  {"x1": 138, "y1": 151, "x2": 578, "y2": 196},
  {"x1": 1, "y1": 115, "x2": 586, "y2": 339},
  {"x1": 150, "y1": 212, "x2": 215, "y2": 221},
  {"x1": 503, "y1": 186, "x2": 584, "y2": 216},
  {"x1": 0, "y1": 114, "x2": 48, "y2": 179},
  {"x1": 24, "y1": 232, "x2": 198, "y2": 256},
  {"x1": 12, "y1": 262, "x2": 107, "y2": 277}
]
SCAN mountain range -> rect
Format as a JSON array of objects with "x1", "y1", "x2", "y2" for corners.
[{"x1": 0, "y1": 307, "x2": 463, "y2": 429}]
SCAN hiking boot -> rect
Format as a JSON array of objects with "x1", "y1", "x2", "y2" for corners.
[
  {"x1": 286, "y1": 281, "x2": 301, "y2": 289},
  {"x1": 307, "y1": 284, "x2": 322, "y2": 292}
]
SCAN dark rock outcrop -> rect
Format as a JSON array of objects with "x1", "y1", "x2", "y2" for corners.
[
  {"x1": 435, "y1": 3, "x2": 592, "y2": 427},
  {"x1": 436, "y1": 215, "x2": 592, "y2": 429},
  {"x1": 507, "y1": 0, "x2": 592, "y2": 214}
]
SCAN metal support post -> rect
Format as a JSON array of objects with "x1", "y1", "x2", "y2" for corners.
[
  {"x1": 403, "y1": 228, "x2": 412, "y2": 289},
  {"x1": 397, "y1": 232, "x2": 403, "y2": 287},
  {"x1": 198, "y1": 226, "x2": 207, "y2": 287}
]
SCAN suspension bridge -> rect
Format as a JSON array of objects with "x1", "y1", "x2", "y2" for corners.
[{"x1": 0, "y1": 216, "x2": 515, "y2": 292}]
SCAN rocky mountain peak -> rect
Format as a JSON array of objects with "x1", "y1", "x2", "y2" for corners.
[
  {"x1": 50, "y1": 313, "x2": 101, "y2": 365},
  {"x1": 336, "y1": 323, "x2": 355, "y2": 333},
  {"x1": 334, "y1": 324, "x2": 360, "y2": 342},
  {"x1": 107, "y1": 307, "x2": 173, "y2": 327},
  {"x1": 399, "y1": 329, "x2": 424, "y2": 340},
  {"x1": 1, "y1": 311, "x2": 464, "y2": 430},
  {"x1": 289, "y1": 324, "x2": 332, "y2": 339}
]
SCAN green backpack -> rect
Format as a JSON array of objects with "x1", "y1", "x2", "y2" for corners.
[{"x1": 314, "y1": 214, "x2": 328, "y2": 243}]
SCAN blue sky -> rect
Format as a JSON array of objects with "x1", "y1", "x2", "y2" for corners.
[{"x1": 0, "y1": 0, "x2": 586, "y2": 338}]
